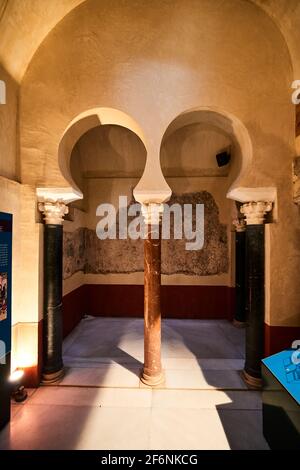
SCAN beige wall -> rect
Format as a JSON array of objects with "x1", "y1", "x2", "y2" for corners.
[
  {"x1": 1, "y1": 0, "x2": 300, "y2": 85},
  {"x1": 0, "y1": 65, "x2": 18, "y2": 180},
  {"x1": 161, "y1": 123, "x2": 233, "y2": 177},
  {"x1": 20, "y1": 0, "x2": 292, "y2": 188},
  {"x1": 73, "y1": 125, "x2": 147, "y2": 179},
  {"x1": 0, "y1": 63, "x2": 42, "y2": 365},
  {"x1": 16, "y1": 0, "x2": 300, "y2": 328},
  {"x1": 0, "y1": 177, "x2": 42, "y2": 371}
]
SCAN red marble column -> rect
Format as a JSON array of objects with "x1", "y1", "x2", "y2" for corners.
[{"x1": 141, "y1": 204, "x2": 164, "y2": 386}]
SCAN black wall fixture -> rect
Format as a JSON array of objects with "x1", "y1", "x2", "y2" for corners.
[{"x1": 216, "y1": 150, "x2": 231, "y2": 167}]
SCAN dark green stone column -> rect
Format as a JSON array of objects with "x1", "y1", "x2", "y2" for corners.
[
  {"x1": 233, "y1": 220, "x2": 246, "y2": 327},
  {"x1": 241, "y1": 202, "x2": 272, "y2": 389},
  {"x1": 39, "y1": 201, "x2": 68, "y2": 383}
]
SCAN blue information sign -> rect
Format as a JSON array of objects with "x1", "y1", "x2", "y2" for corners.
[
  {"x1": 0, "y1": 212, "x2": 12, "y2": 363},
  {"x1": 262, "y1": 348, "x2": 300, "y2": 405}
]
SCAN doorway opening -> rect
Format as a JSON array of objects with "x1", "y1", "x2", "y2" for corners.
[{"x1": 61, "y1": 107, "x2": 247, "y2": 391}]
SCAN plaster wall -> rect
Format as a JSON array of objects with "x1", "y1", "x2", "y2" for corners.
[
  {"x1": 0, "y1": 63, "x2": 42, "y2": 374},
  {"x1": 0, "y1": 65, "x2": 18, "y2": 181},
  {"x1": 0, "y1": 177, "x2": 42, "y2": 374},
  {"x1": 1, "y1": 0, "x2": 300, "y2": 84},
  {"x1": 20, "y1": 0, "x2": 292, "y2": 189},
  {"x1": 254, "y1": 0, "x2": 300, "y2": 78},
  {"x1": 19, "y1": 0, "x2": 299, "y2": 327}
]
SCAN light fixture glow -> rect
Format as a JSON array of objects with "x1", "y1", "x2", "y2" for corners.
[{"x1": 9, "y1": 369, "x2": 24, "y2": 382}]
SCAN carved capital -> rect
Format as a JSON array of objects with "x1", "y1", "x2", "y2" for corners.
[
  {"x1": 240, "y1": 201, "x2": 272, "y2": 225},
  {"x1": 141, "y1": 203, "x2": 164, "y2": 225},
  {"x1": 38, "y1": 201, "x2": 69, "y2": 225},
  {"x1": 232, "y1": 218, "x2": 246, "y2": 232}
]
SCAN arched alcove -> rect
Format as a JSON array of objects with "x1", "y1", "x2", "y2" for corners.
[
  {"x1": 58, "y1": 107, "x2": 148, "y2": 198},
  {"x1": 58, "y1": 107, "x2": 148, "y2": 339},
  {"x1": 157, "y1": 107, "x2": 253, "y2": 322},
  {"x1": 160, "y1": 107, "x2": 253, "y2": 202},
  {"x1": 69, "y1": 124, "x2": 147, "y2": 213}
]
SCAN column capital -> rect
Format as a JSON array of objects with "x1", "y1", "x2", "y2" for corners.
[
  {"x1": 141, "y1": 203, "x2": 164, "y2": 225},
  {"x1": 38, "y1": 200, "x2": 68, "y2": 225},
  {"x1": 240, "y1": 201, "x2": 272, "y2": 225},
  {"x1": 233, "y1": 218, "x2": 246, "y2": 232}
]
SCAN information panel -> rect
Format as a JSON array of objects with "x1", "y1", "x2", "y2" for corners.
[
  {"x1": 0, "y1": 212, "x2": 12, "y2": 364},
  {"x1": 262, "y1": 349, "x2": 300, "y2": 405}
]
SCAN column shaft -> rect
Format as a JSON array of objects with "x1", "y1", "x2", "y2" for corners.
[
  {"x1": 244, "y1": 224, "x2": 265, "y2": 387},
  {"x1": 234, "y1": 229, "x2": 246, "y2": 325},
  {"x1": 142, "y1": 223, "x2": 163, "y2": 386},
  {"x1": 43, "y1": 224, "x2": 64, "y2": 382}
]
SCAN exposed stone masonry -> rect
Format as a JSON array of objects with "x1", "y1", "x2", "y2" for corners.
[{"x1": 63, "y1": 192, "x2": 228, "y2": 279}]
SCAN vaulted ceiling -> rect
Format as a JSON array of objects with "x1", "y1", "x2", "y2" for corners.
[
  {"x1": 0, "y1": 0, "x2": 85, "y2": 81},
  {"x1": 0, "y1": 0, "x2": 300, "y2": 82}
]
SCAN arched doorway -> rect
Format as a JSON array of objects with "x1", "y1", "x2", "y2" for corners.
[
  {"x1": 38, "y1": 107, "x2": 149, "y2": 385},
  {"x1": 155, "y1": 107, "x2": 252, "y2": 388}
]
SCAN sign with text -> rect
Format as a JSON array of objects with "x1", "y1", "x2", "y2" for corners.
[{"x1": 0, "y1": 213, "x2": 12, "y2": 363}]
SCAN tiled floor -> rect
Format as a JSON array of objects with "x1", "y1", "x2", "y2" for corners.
[{"x1": 0, "y1": 317, "x2": 269, "y2": 450}]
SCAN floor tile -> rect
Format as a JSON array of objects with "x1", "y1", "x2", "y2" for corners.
[
  {"x1": 152, "y1": 390, "x2": 262, "y2": 410},
  {"x1": 162, "y1": 358, "x2": 244, "y2": 370},
  {"x1": 0, "y1": 318, "x2": 260, "y2": 450},
  {"x1": 217, "y1": 409, "x2": 269, "y2": 450},
  {"x1": 59, "y1": 365, "x2": 141, "y2": 388},
  {"x1": 0, "y1": 404, "x2": 151, "y2": 450},
  {"x1": 29, "y1": 386, "x2": 152, "y2": 408},
  {"x1": 149, "y1": 408, "x2": 230, "y2": 450},
  {"x1": 164, "y1": 368, "x2": 247, "y2": 390},
  {"x1": 63, "y1": 318, "x2": 245, "y2": 364}
]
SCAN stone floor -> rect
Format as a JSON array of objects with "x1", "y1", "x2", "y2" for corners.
[{"x1": 0, "y1": 317, "x2": 269, "y2": 450}]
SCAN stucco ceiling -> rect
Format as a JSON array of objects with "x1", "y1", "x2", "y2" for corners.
[
  {"x1": 0, "y1": 0, "x2": 299, "y2": 82},
  {"x1": 0, "y1": 0, "x2": 85, "y2": 81}
]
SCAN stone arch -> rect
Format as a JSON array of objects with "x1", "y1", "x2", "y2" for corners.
[
  {"x1": 58, "y1": 107, "x2": 148, "y2": 199},
  {"x1": 159, "y1": 106, "x2": 254, "y2": 202}
]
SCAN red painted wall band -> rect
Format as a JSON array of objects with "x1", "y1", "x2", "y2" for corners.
[
  {"x1": 264, "y1": 323, "x2": 300, "y2": 357},
  {"x1": 62, "y1": 285, "x2": 300, "y2": 360},
  {"x1": 62, "y1": 284, "x2": 235, "y2": 333}
]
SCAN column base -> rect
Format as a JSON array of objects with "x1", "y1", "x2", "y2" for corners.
[
  {"x1": 241, "y1": 369, "x2": 262, "y2": 390},
  {"x1": 140, "y1": 370, "x2": 165, "y2": 387},
  {"x1": 233, "y1": 319, "x2": 247, "y2": 329},
  {"x1": 42, "y1": 368, "x2": 64, "y2": 384}
]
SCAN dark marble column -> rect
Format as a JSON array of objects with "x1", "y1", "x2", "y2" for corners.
[
  {"x1": 241, "y1": 201, "x2": 272, "y2": 389},
  {"x1": 233, "y1": 220, "x2": 246, "y2": 327},
  {"x1": 39, "y1": 201, "x2": 68, "y2": 383},
  {"x1": 141, "y1": 204, "x2": 164, "y2": 386}
]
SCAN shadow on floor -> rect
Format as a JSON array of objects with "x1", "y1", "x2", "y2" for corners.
[{"x1": 0, "y1": 317, "x2": 268, "y2": 449}]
